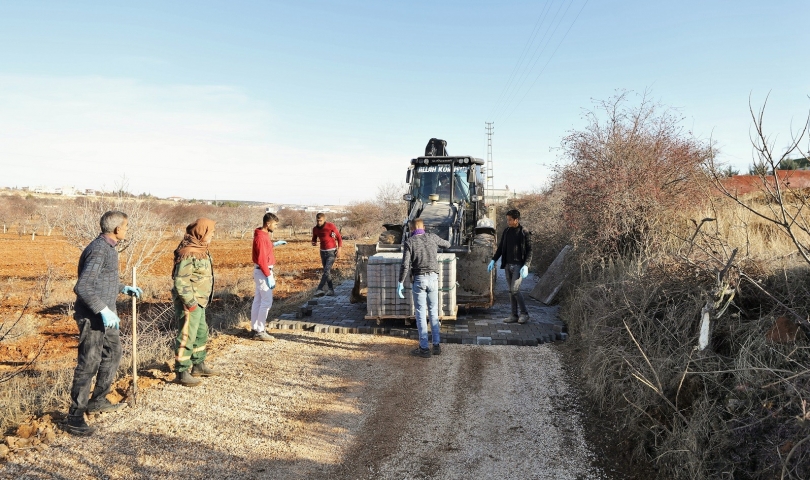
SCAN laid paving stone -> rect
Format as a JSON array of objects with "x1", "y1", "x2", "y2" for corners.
[
  {"x1": 270, "y1": 269, "x2": 566, "y2": 347},
  {"x1": 477, "y1": 336, "x2": 492, "y2": 345}
]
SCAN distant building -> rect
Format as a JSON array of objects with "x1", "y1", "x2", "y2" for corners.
[
  {"x1": 485, "y1": 187, "x2": 516, "y2": 204},
  {"x1": 167, "y1": 196, "x2": 184, "y2": 202}
]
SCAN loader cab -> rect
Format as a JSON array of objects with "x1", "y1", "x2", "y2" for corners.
[{"x1": 403, "y1": 156, "x2": 485, "y2": 247}]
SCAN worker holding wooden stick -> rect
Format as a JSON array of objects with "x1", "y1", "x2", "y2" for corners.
[{"x1": 65, "y1": 211, "x2": 142, "y2": 436}]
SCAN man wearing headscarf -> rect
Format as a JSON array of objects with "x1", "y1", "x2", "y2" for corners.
[{"x1": 172, "y1": 218, "x2": 219, "y2": 386}]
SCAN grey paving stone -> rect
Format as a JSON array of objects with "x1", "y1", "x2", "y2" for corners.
[{"x1": 477, "y1": 336, "x2": 492, "y2": 345}]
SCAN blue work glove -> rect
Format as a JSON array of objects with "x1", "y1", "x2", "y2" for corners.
[
  {"x1": 122, "y1": 285, "x2": 143, "y2": 299},
  {"x1": 487, "y1": 260, "x2": 495, "y2": 272},
  {"x1": 266, "y1": 275, "x2": 276, "y2": 290},
  {"x1": 100, "y1": 307, "x2": 120, "y2": 329},
  {"x1": 397, "y1": 282, "x2": 404, "y2": 299},
  {"x1": 520, "y1": 265, "x2": 529, "y2": 279},
  {"x1": 273, "y1": 240, "x2": 287, "y2": 247}
]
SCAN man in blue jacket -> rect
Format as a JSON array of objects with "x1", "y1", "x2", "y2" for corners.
[
  {"x1": 488, "y1": 209, "x2": 532, "y2": 324},
  {"x1": 65, "y1": 211, "x2": 142, "y2": 436}
]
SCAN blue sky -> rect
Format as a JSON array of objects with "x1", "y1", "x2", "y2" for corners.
[{"x1": 1, "y1": 1, "x2": 808, "y2": 204}]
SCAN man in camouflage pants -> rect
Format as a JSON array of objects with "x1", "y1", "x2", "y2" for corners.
[{"x1": 171, "y1": 218, "x2": 219, "y2": 386}]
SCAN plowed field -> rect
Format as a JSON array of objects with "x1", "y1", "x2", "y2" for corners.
[{"x1": 0, "y1": 232, "x2": 355, "y2": 368}]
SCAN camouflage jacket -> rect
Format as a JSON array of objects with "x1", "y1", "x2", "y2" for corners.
[{"x1": 172, "y1": 254, "x2": 214, "y2": 309}]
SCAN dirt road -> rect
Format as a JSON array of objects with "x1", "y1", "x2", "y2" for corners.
[{"x1": 3, "y1": 330, "x2": 602, "y2": 480}]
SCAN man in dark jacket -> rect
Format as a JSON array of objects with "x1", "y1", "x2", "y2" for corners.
[
  {"x1": 488, "y1": 209, "x2": 532, "y2": 324},
  {"x1": 66, "y1": 211, "x2": 142, "y2": 436},
  {"x1": 398, "y1": 218, "x2": 451, "y2": 357}
]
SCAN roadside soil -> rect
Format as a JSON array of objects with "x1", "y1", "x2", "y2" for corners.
[{"x1": 2, "y1": 331, "x2": 604, "y2": 480}]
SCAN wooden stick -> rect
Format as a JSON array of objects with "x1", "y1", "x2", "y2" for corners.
[{"x1": 131, "y1": 267, "x2": 138, "y2": 406}]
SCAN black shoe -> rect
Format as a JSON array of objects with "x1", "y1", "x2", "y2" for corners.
[
  {"x1": 63, "y1": 415, "x2": 96, "y2": 437},
  {"x1": 86, "y1": 397, "x2": 127, "y2": 414},
  {"x1": 518, "y1": 313, "x2": 530, "y2": 324},
  {"x1": 432, "y1": 344, "x2": 442, "y2": 356},
  {"x1": 177, "y1": 370, "x2": 202, "y2": 387},
  {"x1": 191, "y1": 361, "x2": 220, "y2": 377},
  {"x1": 326, "y1": 289, "x2": 336, "y2": 296},
  {"x1": 504, "y1": 315, "x2": 519, "y2": 324},
  {"x1": 410, "y1": 347, "x2": 431, "y2": 358}
]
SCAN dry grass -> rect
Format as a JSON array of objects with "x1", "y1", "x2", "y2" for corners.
[{"x1": 556, "y1": 196, "x2": 810, "y2": 479}]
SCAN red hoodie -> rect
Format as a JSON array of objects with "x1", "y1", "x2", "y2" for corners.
[{"x1": 252, "y1": 228, "x2": 275, "y2": 277}]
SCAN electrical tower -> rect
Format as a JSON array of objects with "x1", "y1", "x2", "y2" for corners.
[{"x1": 485, "y1": 122, "x2": 494, "y2": 193}]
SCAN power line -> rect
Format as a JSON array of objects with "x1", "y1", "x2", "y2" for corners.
[
  {"x1": 487, "y1": 1, "x2": 554, "y2": 121},
  {"x1": 500, "y1": 0, "x2": 589, "y2": 126},
  {"x1": 487, "y1": 0, "x2": 589, "y2": 127},
  {"x1": 491, "y1": 0, "x2": 573, "y2": 123}
]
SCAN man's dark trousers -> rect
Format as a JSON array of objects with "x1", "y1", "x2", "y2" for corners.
[
  {"x1": 69, "y1": 317, "x2": 122, "y2": 416},
  {"x1": 504, "y1": 264, "x2": 528, "y2": 316},
  {"x1": 317, "y1": 249, "x2": 337, "y2": 292}
]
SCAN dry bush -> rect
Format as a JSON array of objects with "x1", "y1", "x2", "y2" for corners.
[
  {"x1": 557, "y1": 90, "x2": 712, "y2": 262},
  {"x1": 548, "y1": 94, "x2": 810, "y2": 478},
  {"x1": 563, "y1": 253, "x2": 810, "y2": 479},
  {"x1": 118, "y1": 301, "x2": 175, "y2": 374},
  {"x1": 59, "y1": 195, "x2": 169, "y2": 277},
  {"x1": 0, "y1": 365, "x2": 73, "y2": 433}
]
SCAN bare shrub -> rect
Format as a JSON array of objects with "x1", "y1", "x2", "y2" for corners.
[
  {"x1": 375, "y1": 181, "x2": 408, "y2": 224},
  {"x1": 118, "y1": 301, "x2": 175, "y2": 374},
  {"x1": 343, "y1": 201, "x2": 383, "y2": 239},
  {"x1": 60, "y1": 195, "x2": 168, "y2": 278},
  {"x1": 218, "y1": 205, "x2": 263, "y2": 239},
  {"x1": 557, "y1": 90, "x2": 712, "y2": 261},
  {"x1": 280, "y1": 209, "x2": 314, "y2": 236}
]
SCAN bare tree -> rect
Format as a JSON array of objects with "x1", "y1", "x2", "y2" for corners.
[
  {"x1": 280, "y1": 209, "x2": 313, "y2": 236},
  {"x1": 375, "y1": 182, "x2": 407, "y2": 224},
  {"x1": 704, "y1": 95, "x2": 810, "y2": 266},
  {"x1": 219, "y1": 205, "x2": 262, "y2": 239},
  {"x1": 61, "y1": 195, "x2": 168, "y2": 275}
]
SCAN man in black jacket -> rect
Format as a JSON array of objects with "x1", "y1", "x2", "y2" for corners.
[{"x1": 488, "y1": 209, "x2": 532, "y2": 324}]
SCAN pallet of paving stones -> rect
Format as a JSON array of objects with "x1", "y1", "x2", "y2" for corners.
[{"x1": 366, "y1": 252, "x2": 457, "y2": 319}]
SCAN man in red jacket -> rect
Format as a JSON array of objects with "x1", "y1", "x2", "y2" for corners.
[
  {"x1": 251, "y1": 212, "x2": 286, "y2": 341},
  {"x1": 311, "y1": 212, "x2": 342, "y2": 296}
]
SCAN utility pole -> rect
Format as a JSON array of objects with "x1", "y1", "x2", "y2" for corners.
[{"x1": 485, "y1": 122, "x2": 495, "y2": 194}]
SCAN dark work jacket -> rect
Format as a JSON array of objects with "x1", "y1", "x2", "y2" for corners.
[{"x1": 492, "y1": 225, "x2": 532, "y2": 268}]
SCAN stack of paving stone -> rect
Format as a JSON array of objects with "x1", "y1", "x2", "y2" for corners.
[{"x1": 366, "y1": 252, "x2": 457, "y2": 318}]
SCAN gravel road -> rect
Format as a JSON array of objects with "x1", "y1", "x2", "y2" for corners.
[{"x1": 3, "y1": 331, "x2": 604, "y2": 480}]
